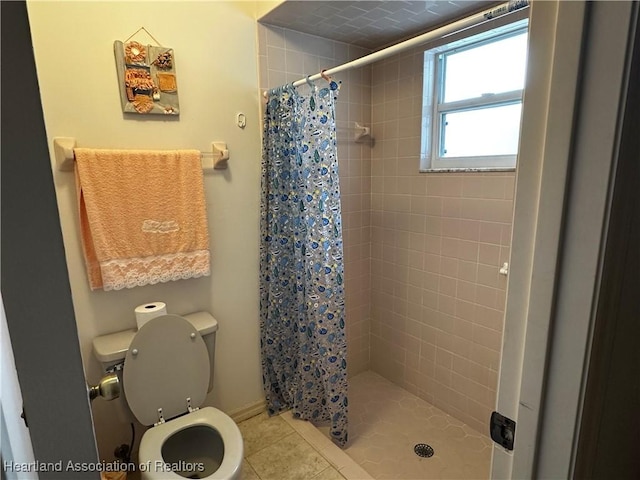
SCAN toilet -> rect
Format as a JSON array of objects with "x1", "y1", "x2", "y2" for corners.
[{"x1": 92, "y1": 312, "x2": 243, "y2": 479}]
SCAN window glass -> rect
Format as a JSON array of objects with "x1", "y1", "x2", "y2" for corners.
[
  {"x1": 443, "y1": 32, "x2": 528, "y2": 103},
  {"x1": 441, "y1": 103, "x2": 522, "y2": 157},
  {"x1": 421, "y1": 19, "x2": 529, "y2": 170}
]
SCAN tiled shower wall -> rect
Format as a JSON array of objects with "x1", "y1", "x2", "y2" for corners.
[
  {"x1": 258, "y1": 25, "x2": 373, "y2": 376},
  {"x1": 369, "y1": 47, "x2": 515, "y2": 434}
]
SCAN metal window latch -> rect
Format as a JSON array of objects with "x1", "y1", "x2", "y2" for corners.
[{"x1": 490, "y1": 411, "x2": 516, "y2": 450}]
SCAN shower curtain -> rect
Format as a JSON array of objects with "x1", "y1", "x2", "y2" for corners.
[{"x1": 260, "y1": 81, "x2": 348, "y2": 447}]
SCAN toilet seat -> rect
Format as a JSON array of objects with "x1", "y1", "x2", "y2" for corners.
[
  {"x1": 124, "y1": 315, "x2": 243, "y2": 479},
  {"x1": 124, "y1": 315, "x2": 209, "y2": 425},
  {"x1": 138, "y1": 407, "x2": 243, "y2": 479}
]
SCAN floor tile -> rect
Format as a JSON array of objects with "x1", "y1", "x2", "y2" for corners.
[
  {"x1": 280, "y1": 412, "x2": 361, "y2": 474},
  {"x1": 238, "y1": 411, "x2": 294, "y2": 456},
  {"x1": 247, "y1": 432, "x2": 330, "y2": 480},
  {"x1": 240, "y1": 459, "x2": 260, "y2": 480},
  {"x1": 312, "y1": 466, "x2": 346, "y2": 480}
]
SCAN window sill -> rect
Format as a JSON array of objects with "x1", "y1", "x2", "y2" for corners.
[{"x1": 419, "y1": 167, "x2": 516, "y2": 174}]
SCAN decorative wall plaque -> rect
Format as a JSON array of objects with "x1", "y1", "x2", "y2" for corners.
[{"x1": 114, "y1": 40, "x2": 180, "y2": 116}]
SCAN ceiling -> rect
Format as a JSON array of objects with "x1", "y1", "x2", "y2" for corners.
[{"x1": 259, "y1": 1, "x2": 495, "y2": 50}]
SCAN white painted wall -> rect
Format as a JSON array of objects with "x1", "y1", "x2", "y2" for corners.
[
  {"x1": 256, "y1": 0, "x2": 284, "y2": 19},
  {"x1": 26, "y1": 0, "x2": 267, "y2": 460}
]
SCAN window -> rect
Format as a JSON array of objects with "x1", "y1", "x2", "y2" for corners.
[{"x1": 421, "y1": 20, "x2": 529, "y2": 170}]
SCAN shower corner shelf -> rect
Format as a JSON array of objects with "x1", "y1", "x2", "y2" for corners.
[{"x1": 354, "y1": 122, "x2": 372, "y2": 143}]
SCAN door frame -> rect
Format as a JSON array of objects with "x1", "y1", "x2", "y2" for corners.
[
  {"x1": 573, "y1": 4, "x2": 640, "y2": 476},
  {"x1": 492, "y1": 1, "x2": 638, "y2": 477}
]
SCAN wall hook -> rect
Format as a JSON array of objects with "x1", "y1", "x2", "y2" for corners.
[{"x1": 499, "y1": 262, "x2": 509, "y2": 276}]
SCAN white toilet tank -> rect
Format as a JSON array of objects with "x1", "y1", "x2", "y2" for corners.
[{"x1": 92, "y1": 311, "x2": 218, "y2": 392}]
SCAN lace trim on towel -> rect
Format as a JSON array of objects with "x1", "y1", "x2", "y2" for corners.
[
  {"x1": 141, "y1": 219, "x2": 180, "y2": 234},
  {"x1": 100, "y1": 249, "x2": 210, "y2": 291}
]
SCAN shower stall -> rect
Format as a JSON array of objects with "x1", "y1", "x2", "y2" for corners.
[{"x1": 257, "y1": 2, "x2": 521, "y2": 477}]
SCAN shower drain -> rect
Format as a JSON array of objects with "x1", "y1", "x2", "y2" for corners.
[{"x1": 414, "y1": 443, "x2": 434, "y2": 458}]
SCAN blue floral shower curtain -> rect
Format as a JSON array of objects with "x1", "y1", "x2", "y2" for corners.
[{"x1": 260, "y1": 81, "x2": 348, "y2": 447}]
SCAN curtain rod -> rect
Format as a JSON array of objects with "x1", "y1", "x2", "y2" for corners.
[{"x1": 264, "y1": 0, "x2": 530, "y2": 96}]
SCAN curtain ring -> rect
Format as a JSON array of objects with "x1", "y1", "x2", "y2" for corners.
[
  {"x1": 320, "y1": 69, "x2": 332, "y2": 82},
  {"x1": 269, "y1": 84, "x2": 288, "y2": 97},
  {"x1": 305, "y1": 75, "x2": 317, "y2": 91}
]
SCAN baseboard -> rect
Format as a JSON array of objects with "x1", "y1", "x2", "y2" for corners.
[{"x1": 228, "y1": 399, "x2": 266, "y2": 423}]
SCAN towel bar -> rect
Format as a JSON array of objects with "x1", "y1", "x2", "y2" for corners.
[{"x1": 53, "y1": 137, "x2": 229, "y2": 171}]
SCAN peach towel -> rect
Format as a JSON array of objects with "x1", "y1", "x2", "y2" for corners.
[{"x1": 74, "y1": 148, "x2": 210, "y2": 291}]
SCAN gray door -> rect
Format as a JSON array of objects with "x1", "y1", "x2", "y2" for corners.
[{"x1": 1, "y1": 2, "x2": 99, "y2": 478}]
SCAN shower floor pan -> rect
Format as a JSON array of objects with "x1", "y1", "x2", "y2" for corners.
[{"x1": 316, "y1": 371, "x2": 492, "y2": 480}]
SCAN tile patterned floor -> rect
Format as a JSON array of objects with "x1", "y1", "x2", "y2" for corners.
[
  {"x1": 238, "y1": 370, "x2": 492, "y2": 480},
  {"x1": 238, "y1": 411, "x2": 371, "y2": 480},
  {"x1": 330, "y1": 371, "x2": 492, "y2": 479}
]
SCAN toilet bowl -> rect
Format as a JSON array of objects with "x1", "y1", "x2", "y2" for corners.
[
  {"x1": 97, "y1": 314, "x2": 243, "y2": 480},
  {"x1": 139, "y1": 408, "x2": 243, "y2": 479}
]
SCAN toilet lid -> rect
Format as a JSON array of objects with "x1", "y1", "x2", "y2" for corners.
[{"x1": 123, "y1": 314, "x2": 209, "y2": 426}]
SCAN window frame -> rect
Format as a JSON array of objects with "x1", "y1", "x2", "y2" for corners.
[{"x1": 421, "y1": 21, "x2": 529, "y2": 171}]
